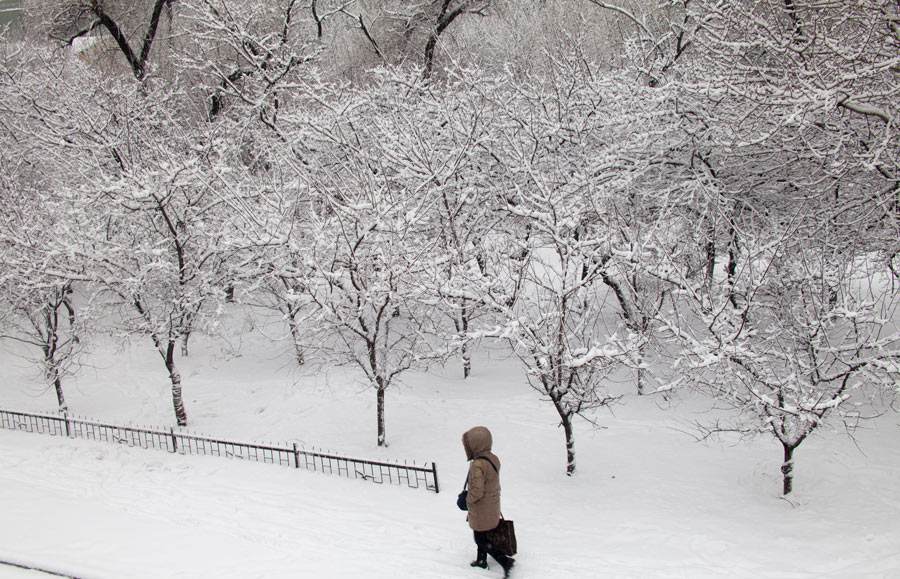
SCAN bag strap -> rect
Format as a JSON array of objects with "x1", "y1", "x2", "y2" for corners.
[{"x1": 477, "y1": 456, "x2": 499, "y2": 473}]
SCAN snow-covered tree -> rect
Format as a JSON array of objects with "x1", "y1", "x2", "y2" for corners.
[
  {"x1": 27, "y1": 77, "x2": 245, "y2": 426},
  {"x1": 486, "y1": 197, "x2": 641, "y2": 476},
  {"x1": 361, "y1": 69, "x2": 501, "y2": 378},
  {"x1": 585, "y1": 0, "x2": 900, "y2": 494},
  {"x1": 290, "y1": 80, "x2": 445, "y2": 446},
  {"x1": 678, "y1": 0, "x2": 899, "y2": 270},
  {"x1": 25, "y1": 0, "x2": 176, "y2": 80},
  {"x1": 242, "y1": 157, "x2": 318, "y2": 368},
  {"x1": 472, "y1": 62, "x2": 657, "y2": 475},
  {"x1": 0, "y1": 43, "x2": 97, "y2": 413},
  {"x1": 0, "y1": 187, "x2": 85, "y2": 413},
  {"x1": 76, "y1": 103, "x2": 243, "y2": 426},
  {"x1": 178, "y1": 0, "x2": 321, "y2": 129},
  {"x1": 648, "y1": 208, "x2": 899, "y2": 494}
]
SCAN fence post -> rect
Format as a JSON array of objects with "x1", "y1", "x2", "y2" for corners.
[
  {"x1": 170, "y1": 427, "x2": 178, "y2": 453},
  {"x1": 431, "y1": 462, "x2": 440, "y2": 494},
  {"x1": 293, "y1": 443, "x2": 300, "y2": 469},
  {"x1": 63, "y1": 412, "x2": 71, "y2": 437}
]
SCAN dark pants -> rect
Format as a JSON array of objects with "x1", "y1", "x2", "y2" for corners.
[{"x1": 474, "y1": 528, "x2": 513, "y2": 569}]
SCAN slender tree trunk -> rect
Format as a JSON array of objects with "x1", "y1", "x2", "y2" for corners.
[
  {"x1": 368, "y1": 339, "x2": 387, "y2": 446},
  {"x1": 376, "y1": 385, "x2": 386, "y2": 447},
  {"x1": 288, "y1": 315, "x2": 305, "y2": 366},
  {"x1": 181, "y1": 332, "x2": 190, "y2": 357},
  {"x1": 461, "y1": 340, "x2": 471, "y2": 379},
  {"x1": 635, "y1": 341, "x2": 647, "y2": 396},
  {"x1": 43, "y1": 302, "x2": 67, "y2": 412},
  {"x1": 726, "y1": 215, "x2": 740, "y2": 308},
  {"x1": 549, "y1": 392, "x2": 577, "y2": 476},
  {"x1": 562, "y1": 412, "x2": 576, "y2": 476},
  {"x1": 165, "y1": 340, "x2": 187, "y2": 426},
  {"x1": 704, "y1": 238, "x2": 716, "y2": 290},
  {"x1": 91, "y1": 0, "x2": 173, "y2": 80},
  {"x1": 781, "y1": 442, "x2": 795, "y2": 495},
  {"x1": 53, "y1": 375, "x2": 66, "y2": 411},
  {"x1": 50, "y1": 365, "x2": 66, "y2": 412},
  {"x1": 460, "y1": 303, "x2": 471, "y2": 378},
  {"x1": 423, "y1": 1, "x2": 478, "y2": 79},
  {"x1": 62, "y1": 289, "x2": 78, "y2": 344},
  {"x1": 452, "y1": 305, "x2": 470, "y2": 378}
]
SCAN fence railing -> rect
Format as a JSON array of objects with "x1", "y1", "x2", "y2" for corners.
[{"x1": 0, "y1": 408, "x2": 439, "y2": 493}]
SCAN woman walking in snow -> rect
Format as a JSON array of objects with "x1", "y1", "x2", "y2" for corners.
[{"x1": 462, "y1": 426, "x2": 514, "y2": 577}]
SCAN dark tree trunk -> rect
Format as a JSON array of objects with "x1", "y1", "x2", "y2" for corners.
[
  {"x1": 423, "y1": 1, "x2": 478, "y2": 79},
  {"x1": 92, "y1": 0, "x2": 173, "y2": 80},
  {"x1": 181, "y1": 332, "x2": 190, "y2": 357},
  {"x1": 459, "y1": 304, "x2": 471, "y2": 378},
  {"x1": 288, "y1": 315, "x2": 305, "y2": 366},
  {"x1": 376, "y1": 385, "x2": 386, "y2": 447},
  {"x1": 704, "y1": 238, "x2": 716, "y2": 286},
  {"x1": 726, "y1": 215, "x2": 740, "y2": 308},
  {"x1": 165, "y1": 340, "x2": 187, "y2": 426},
  {"x1": 562, "y1": 412, "x2": 576, "y2": 476},
  {"x1": 367, "y1": 337, "x2": 388, "y2": 447},
  {"x1": 635, "y1": 341, "x2": 647, "y2": 396},
  {"x1": 461, "y1": 341, "x2": 471, "y2": 379},
  {"x1": 781, "y1": 442, "x2": 795, "y2": 495},
  {"x1": 549, "y1": 391, "x2": 577, "y2": 476},
  {"x1": 43, "y1": 300, "x2": 67, "y2": 412},
  {"x1": 53, "y1": 376, "x2": 66, "y2": 411},
  {"x1": 51, "y1": 366, "x2": 66, "y2": 412}
]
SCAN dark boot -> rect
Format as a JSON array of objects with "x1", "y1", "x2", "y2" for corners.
[
  {"x1": 470, "y1": 547, "x2": 488, "y2": 568},
  {"x1": 501, "y1": 557, "x2": 515, "y2": 577}
]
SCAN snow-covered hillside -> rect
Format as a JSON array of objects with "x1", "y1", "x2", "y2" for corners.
[{"x1": 2, "y1": 314, "x2": 899, "y2": 579}]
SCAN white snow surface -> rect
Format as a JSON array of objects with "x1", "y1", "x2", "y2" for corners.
[{"x1": 1, "y1": 312, "x2": 899, "y2": 579}]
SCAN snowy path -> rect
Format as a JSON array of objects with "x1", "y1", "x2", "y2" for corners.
[
  {"x1": 0, "y1": 431, "x2": 466, "y2": 579},
  {"x1": 3, "y1": 334, "x2": 900, "y2": 578},
  {"x1": 4, "y1": 424, "x2": 900, "y2": 578}
]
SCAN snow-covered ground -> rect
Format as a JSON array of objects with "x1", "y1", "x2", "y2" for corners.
[{"x1": 1, "y1": 314, "x2": 899, "y2": 578}]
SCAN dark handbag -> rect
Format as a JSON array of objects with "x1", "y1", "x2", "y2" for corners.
[
  {"x1": 490, "y1": 518, "x2": 517, "y2": 557},
  {"x1": 456, "y1": 488, "x2": 468, "y2": 511},
  {"x1": 457, "y1": 474, "x2": 469, "y2": 511}
]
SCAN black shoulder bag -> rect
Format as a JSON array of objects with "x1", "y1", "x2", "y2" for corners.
[{"x1": 456, "y1": 480, "x2": 469, "y2": 511}]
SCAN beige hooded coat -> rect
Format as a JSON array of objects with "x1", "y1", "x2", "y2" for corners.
[{"x1": 462, "y1": 426, "x2": 502, "y2": 532}]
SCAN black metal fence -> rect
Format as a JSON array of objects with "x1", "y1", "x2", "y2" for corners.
[{"x1": 0, "y1": 408, "x2": 439, "y2": 493}]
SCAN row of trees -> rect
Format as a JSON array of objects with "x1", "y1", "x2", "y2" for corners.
[{"x1": 0, "y1": 0, "x2": 897, "y2": 494}]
